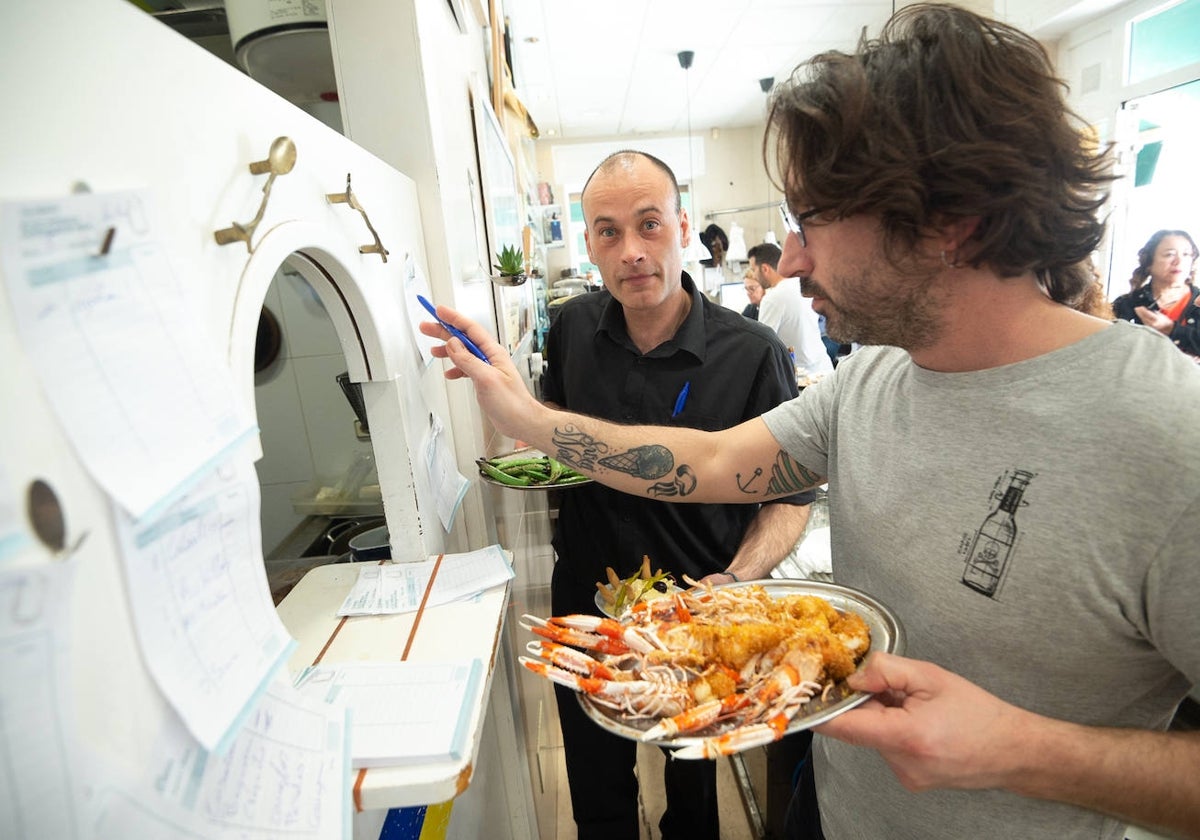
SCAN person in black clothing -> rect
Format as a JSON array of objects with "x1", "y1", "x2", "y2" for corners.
[
  {"x1": 541, "y1": 150, "x2": 814, "y2": 840},
  {"x1": 742, "y1": 269, "x2": 764, "y2": 320},
  {"x1": 699, "y1": 222, "x2": 729, "y2": 268},
  {"x1": 1111, "y1": 229, "x2": 1200, "y2": 360}
]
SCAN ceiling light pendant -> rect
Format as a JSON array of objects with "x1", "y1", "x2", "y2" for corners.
[{"x1": 677, "y1": 49, "x2": 698, "y2": 253}]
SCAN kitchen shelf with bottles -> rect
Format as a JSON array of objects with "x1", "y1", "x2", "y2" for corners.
[{"x1": 537, "y1": 204, "x2": 565, "y2": 249}]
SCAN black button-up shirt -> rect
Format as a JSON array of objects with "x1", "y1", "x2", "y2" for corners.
[{"x1": 543, "y1": 272, "x2": 812, "y2": 611}]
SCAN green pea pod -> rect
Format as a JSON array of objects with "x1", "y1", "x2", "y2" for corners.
[
  {"x1": 547, "y1": 458, "x2": 565, "y2": 483},
  {"x1": 555, "y1": 473, "x2": 590, "y2": 484},
  {"x1": 492, "y1": 457, "x2": 544, "y2": 472},
  {"x1": 479, "y1": 461, "x2": 532, "y2": 486},
  {"x1": 520, "y1": 468, "x2": 551, "y2": 483}
]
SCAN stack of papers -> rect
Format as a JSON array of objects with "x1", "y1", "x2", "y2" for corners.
[
  {"x1": 337, "y1": 544, "x2": 513, "y2": 617},
  {"x1": 294, "y1": 660, "x2": 481, "y2": 768}
]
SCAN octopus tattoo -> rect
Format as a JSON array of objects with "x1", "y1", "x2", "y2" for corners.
[{"x1": 648, "y1": 465, "x2": 697, "y2": 498}]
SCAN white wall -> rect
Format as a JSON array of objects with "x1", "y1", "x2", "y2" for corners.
[
  {"x1": 330, "y1": 0, "x2": 537, "y2": 556},
  {"x1": 1052, "y1": 0, "x2": 1200, "y2": 293},
  {"x1": 534, "y1": 124, "x2": 780, "y2": 283},
  {"x1": 256, "y1": 265, "x2": 377, "y2": 555}
]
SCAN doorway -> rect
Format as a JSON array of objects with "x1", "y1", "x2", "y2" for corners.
[
  {"x1": 1106, "y1": 78, "x2": 1200, "y2": 295},
  {"x1": 252, "y1": 255, "x2": 383, "y2": 599}
]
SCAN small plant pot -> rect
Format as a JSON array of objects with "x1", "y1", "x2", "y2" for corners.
[{"x1": 490, "y1": 272, "x2": 528, "y2": 287}]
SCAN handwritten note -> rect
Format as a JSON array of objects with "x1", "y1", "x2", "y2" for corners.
[
  {"x1": 0, "y1": 562, "x2": 84, "y2": 840},
  {"x1": 337, "y1": 545, "x2": 513, "y2": 616},
  {"x1": 0, "y1": 455, "x2": 29, "y2": 562},
  {"x1": 87, "y1": 678, "x2": 349, "y2": 840},
  {"x1": 402, "y1": 254, "x2": 440, "y2": 366},
  {"x1": 113, "y1": 455, "x2": 295, "y2": 751},
  {"x1": 423, "y1": 414, "x2": 469, "y2": 532},
  {"x1": 295, "y1": 660, "x2": 481, "y2": 768},
  {"x1": 0, "y1": 191, "x2": 253, "y2": 519}
]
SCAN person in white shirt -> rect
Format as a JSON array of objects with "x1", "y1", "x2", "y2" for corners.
[{"x1": 749, "y1": 242, "x2": 834, "y2": 376}]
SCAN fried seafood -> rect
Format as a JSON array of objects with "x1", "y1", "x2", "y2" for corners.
[{"x1": 519, "y1": 583, "x2": 872, "y2": 758}]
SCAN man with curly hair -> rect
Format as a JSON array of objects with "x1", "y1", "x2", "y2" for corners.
[{"x1": 424, "y1": 5, "x2": 1200, "y2": 839}]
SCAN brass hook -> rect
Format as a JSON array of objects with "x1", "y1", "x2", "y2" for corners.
[
  {"x1": 214, "y1": 137, "x2": 297, "y2": 253},
  {"x1": 327, "y1": 173, "x2": 389, "y2": 262}
]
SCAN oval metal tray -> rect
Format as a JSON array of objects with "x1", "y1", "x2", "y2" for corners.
[
  {"x1": 476, "y1": 446, "x2": 593, "y2": 491},
  {"x1": 576, "y1": 578, "x2": 905, "y2": 749}
]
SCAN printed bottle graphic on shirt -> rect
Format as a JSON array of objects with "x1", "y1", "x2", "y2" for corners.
[{"x1": 962, "y1": 470, "x2": 1034, "y2": 597}]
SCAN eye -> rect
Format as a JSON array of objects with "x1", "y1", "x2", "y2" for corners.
[
  {"x1": 641, "y1": 219, "x2": 660, "y2": 232},
  {"x1": 597, "y1": 225, "x2": 617, "y2": 238}
]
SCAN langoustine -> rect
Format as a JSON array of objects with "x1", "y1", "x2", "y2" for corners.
[{"x1": 518, "y1": 583, "x2": 871, "y2": 758}]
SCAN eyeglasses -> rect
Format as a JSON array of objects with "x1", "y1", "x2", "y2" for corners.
[{"x1": 779, "y1": 202, "x2": 824, "y2": 247}]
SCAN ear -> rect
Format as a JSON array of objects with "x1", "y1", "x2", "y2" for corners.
[
  {"x1": 679, "y1": 207, "x2": 692, "y2": 249},
  {"x1": 583, "y1": 228, "x2": 595, "y2": 264},
  {"x1": 938, "y1": 215, "x2": 982, "y2": 254}
]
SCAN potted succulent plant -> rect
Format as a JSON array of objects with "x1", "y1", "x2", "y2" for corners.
[{"x1": 491, "y1": 244, "x2": 527, "y2": 286}]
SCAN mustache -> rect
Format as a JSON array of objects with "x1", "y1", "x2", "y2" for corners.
[{"x1": 799, "y1": 276, "x2": 825, "y2": 298}]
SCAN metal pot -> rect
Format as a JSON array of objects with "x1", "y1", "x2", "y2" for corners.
[
  {"x1": 347, "y1": 524, "x2": 390, "y2": 562},
  {"x1": 322, "y1": 516, "x2": 386, "y2": 557}
]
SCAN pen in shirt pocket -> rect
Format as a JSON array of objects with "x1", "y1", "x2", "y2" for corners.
[{"x1": 671, "y1": 381, "x2": 691, "y2": 418}]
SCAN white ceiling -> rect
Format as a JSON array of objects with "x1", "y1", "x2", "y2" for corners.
[
  {"x1": 503, "y1": 0, "x2": 896, "y2": 139},
  {"x1": 141, "y1": 0, "x2": 1134, "y2": 142},
  {"x1": 501, "y1": 0, "x2": 1130, "y2": 140}
]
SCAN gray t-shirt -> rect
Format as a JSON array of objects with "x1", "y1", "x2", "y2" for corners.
[{"x1": 762, "y1": 322, "x2": 1200, "y2": 840}]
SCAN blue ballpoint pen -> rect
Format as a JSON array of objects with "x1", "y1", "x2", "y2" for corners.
[
  {"x1": 671, "y1": 381, "x2": 690, "y2": 418},
  {"x1": 417, "y1": 294, "x2": 491, "y2": 364}
]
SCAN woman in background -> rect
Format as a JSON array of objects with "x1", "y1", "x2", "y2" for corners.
[
  {"x1": 742, "y1": 269, "x2": 763, "y2": 320},
  {"x1": 1112, "y1": 229, "x2": 1200, "y2": 359}
]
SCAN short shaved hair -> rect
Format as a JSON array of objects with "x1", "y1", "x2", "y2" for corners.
[{"x1": 581, "y1": 150, "x2": 682, "y2": 214}]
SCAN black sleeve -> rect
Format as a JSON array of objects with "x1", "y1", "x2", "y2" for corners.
[
  {"x1": 541, "y1": 309, "x2": 565, "y2": 405},
  {"x1": 1168, "y1": 305, "x2": 1200, "y2": 356}
]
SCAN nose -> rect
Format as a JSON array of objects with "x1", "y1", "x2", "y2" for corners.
[
  {"x1": 778, "y1": 230, "x2": 810, "y2": 278},
  {"x1": 621, "y1": 234, "x2": 645, "y2": 264}
]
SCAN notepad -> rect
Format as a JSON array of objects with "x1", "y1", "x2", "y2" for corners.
[
  {"x1": 294, "y1": 660, "x2": 482, "y2": 768},
  {"x1": 337, "y1": 545, "x2": 514, "y2": 616}
]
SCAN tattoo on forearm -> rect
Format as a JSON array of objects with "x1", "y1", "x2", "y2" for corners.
[
  {"x1": 551, "y1": 426, "x2": 675, "y2": 479},
  {"x1": 737, "y1": 468, "x2": 764, "y2": 493},
  {"x1": 599, "y1": 444, "x2": 673, "y2": 479},
  {"x1": 551, "y1": 426, "x2": 609, "y2": 471},
  {"x1": 738, "y1": 451, "x2": 821, "y2": 496},
  {"x1": 648, "y1": 465, "x2": 697, "y2": 497}
]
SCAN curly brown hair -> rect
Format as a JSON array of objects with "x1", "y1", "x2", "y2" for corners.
[{"x1": 763, "y1": 3, "x2": 1114, "y2": 308}]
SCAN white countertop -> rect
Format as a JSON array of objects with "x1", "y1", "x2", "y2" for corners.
[{"x1": 275, "y1": 561, "x2": 510, "y2": 812}]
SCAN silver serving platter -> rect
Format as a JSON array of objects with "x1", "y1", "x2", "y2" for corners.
[
  {"x1": 576, "y1": 578, "x2": 905, "y2": 749},
  {"x1": 476, "y1": 446, "x2": 593, "y2": 491}
]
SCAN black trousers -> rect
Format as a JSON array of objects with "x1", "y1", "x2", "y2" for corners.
[
  {"x1": 783, "y1": 744, "x2": 825, "y2": 840},
  {"x1": 554, "y1": 681, "x2": 719, "y2": 840},
  {"x1": 550, "y1": 559, "x2": 718, "y2": 840}
]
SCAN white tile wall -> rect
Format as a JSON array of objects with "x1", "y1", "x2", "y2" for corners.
[{"x1": 255, "y1": 266, "x2": 378, "y2": 555}]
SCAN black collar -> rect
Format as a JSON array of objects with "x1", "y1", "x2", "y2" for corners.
[{"x1": 595, "y1": 271, "x2": 707, "y2": 362}]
